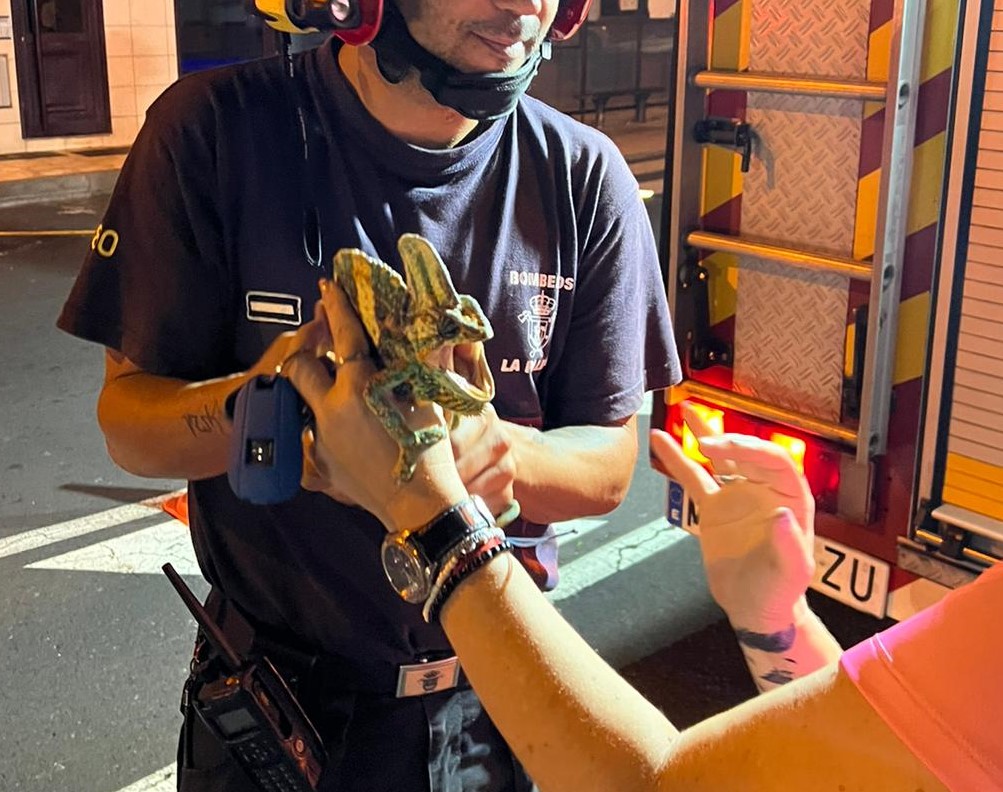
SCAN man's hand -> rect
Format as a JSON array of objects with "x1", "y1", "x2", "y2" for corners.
[
  {"x1": 650, "y1": 426, "x2": 815, "y2": 632},
  {"x1": 450, "y1": 404, "x2": 517, "y2": 519},
  {"x1": 248, "y1": 330, "x2": 302, "y2": 380}
]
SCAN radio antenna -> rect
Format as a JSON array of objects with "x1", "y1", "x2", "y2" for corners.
[{"x1": 162, "y1": 563, "x2": 243, "y2": 672}]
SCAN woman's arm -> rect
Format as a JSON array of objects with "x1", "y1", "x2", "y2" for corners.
[
  {"x1": 441, "y1": 552, "x2": 678, "y2": 792},
  {"x1": 438, "y1": 552, "x2": 944, "y2": 792},
  {"x1": 663, "y1": 662, "x2": 945, "y2": 792},
  {"x1": 283, "y1": 278, "x2": 945, "y2": 792},
  {"x1": 651, "y1": 426, "x2": 842, "y2": 690}
]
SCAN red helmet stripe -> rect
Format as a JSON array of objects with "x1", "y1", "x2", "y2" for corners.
[
  {"x1": 550, "y1": 0, "x2": 593, "y2": 42},
  {"x1": 335, "y1": 0, "x2": 384, "y2": 45}
]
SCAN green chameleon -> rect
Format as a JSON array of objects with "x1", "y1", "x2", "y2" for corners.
[{"x1": 332, "y1": 233, "x2": 498, "y2": 484}]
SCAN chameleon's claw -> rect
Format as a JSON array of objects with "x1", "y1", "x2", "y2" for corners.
[
  {"x1": 336, "y1": 235, "x2": 497, "y2": 487},
  {"x1": 393, "y1": 457, "x2": 417, "y2": 482},
  {"x1": 393, "y1": 425, "x2": 449, "y2": 482}
]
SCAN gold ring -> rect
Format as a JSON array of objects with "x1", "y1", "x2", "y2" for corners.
[
  {"x1": 274, "y1": 348, "x2": 307, "y2": 375},
  {"x1": 324, "y1": 349, "x2": 370, "y2": 367}
]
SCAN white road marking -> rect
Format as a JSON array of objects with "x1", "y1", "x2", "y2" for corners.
[
  {"x1": 26, "y1": 518, "x2": 200, "y2": 576},
  {"x1": 20, "y1": 503, "x2": 679, "y2": 792},
  {"x1": 114, "y1": 764, "x2": 175, "y2": 792},
  {"x1": 0, "y1": 491, "x2": 183, "y2": 560},
  {"x1": 549, "y1": 517, "x2": 688, "y2": 602}
]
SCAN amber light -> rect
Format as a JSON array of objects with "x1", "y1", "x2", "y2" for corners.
[
  {"x1": 662, "y1": 400, "x2": 841, "y2": 512},
  {"x1": 770, "y1": 433, "x2": 807, "y2": 475},
  {"x1": 681, "y1": 403, "x2": 724, "y2": 464}
]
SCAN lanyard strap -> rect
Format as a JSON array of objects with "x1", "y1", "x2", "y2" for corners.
[{"x1": 283, "y1": 34, "x2": 326, "y2": 272}]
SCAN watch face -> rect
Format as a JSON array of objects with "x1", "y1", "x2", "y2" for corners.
[{"x1": 382, "y1": 541, "x2": 429, "y2": 604}]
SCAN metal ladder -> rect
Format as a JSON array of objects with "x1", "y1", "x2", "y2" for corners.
[{"x1": 665, "y1": 0, "x2": 928, "y2": 464}]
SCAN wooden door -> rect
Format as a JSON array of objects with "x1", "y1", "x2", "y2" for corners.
[{"x1": 12, "y1": 0, "x2": 111, "y2": 138}]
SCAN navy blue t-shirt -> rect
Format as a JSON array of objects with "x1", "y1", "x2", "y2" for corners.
[{"x1": 59, "y1": 40, "x2": 680, "y2": 676}]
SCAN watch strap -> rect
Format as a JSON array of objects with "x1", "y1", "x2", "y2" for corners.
[{"x1": 411, "y1": 496, "x2": 494, "y2": 565}]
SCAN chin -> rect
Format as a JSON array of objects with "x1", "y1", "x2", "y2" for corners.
[{"x1": 461, "y1": 54, "x2": 526, "y2": 75}]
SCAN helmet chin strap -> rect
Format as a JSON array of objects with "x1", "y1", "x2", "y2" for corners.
[{"x1": 370, "y1": 2, "x2": 549, "y2": 122}]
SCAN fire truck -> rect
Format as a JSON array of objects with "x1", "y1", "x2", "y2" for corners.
[{"x1": 656, "y1": 0, "x2": 1003, "y2": 621}]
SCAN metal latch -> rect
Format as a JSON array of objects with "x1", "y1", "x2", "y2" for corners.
[
  {"x1": 693, "y1": 118, "x2": 754, "y2": 173},
  {"x1": 678, "y1": 255, "x2": 733, "y2": 370},
  {"x1": 842, "y1": 304, "x2": 868, "y2": 420}
]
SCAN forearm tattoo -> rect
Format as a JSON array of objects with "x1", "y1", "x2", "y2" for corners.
[
  {"x1": 183, "y1": 400, "x2": 225, "y2": 437},
  {"x1": 735, "y1": 624, "x2": 798, "y2": 692}
]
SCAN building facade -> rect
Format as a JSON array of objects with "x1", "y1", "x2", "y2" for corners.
[{"x1": 0, "y1": 0, "x2": 668, "y2": 156}]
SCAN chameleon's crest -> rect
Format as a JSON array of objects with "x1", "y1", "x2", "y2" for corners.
[
  {"x1": 330, "y1": 234, "x2": 496, "y2": 481},
  {"x1": 332, "y1": 247, "x2": 408, "y2": 347},
  {"x1": 397, "y1": 234, "x2": 493, "y2": 356},
  {"x1": 398, "y1": 234, "x2": 461, "y2": 313}
]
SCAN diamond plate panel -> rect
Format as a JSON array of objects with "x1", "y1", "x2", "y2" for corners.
[
  {"x1": 749, "y1": 0, "x2": 869, "y2": 78},
  {"x1": 743, "y1": 94, "x2": 861, "y2": 255},
  {"x1": 733, "y1": 258, "x2": 849, "y2": 423}
]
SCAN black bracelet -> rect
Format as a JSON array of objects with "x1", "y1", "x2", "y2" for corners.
[{"x1": 427, "y1": 541, "x2": 513, "y2": 624}]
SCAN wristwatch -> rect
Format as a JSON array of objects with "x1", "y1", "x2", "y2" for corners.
[{"x1": 381, "y1": 496, "x2": 495, "y2": 603}]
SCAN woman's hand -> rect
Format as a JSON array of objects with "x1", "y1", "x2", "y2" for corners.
[
  {"x1": 282, "y1": 279, "x2": 469, "y2": 533},
  {"x1": 650, "y1": 423, "x2": 815, "y2": 632}
]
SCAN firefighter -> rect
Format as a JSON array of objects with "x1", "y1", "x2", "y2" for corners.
[{"x1": 57, "y1": 1, "x2": 679, "y2": 790}]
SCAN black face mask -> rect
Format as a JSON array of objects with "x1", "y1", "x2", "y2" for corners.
[{"x1": 370, "y1": 3, "x2": 550, "y2": 122}]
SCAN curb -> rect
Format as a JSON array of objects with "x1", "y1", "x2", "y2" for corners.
[{"x1": 0, "y1": 169, "x2": 120, "y2": 208}]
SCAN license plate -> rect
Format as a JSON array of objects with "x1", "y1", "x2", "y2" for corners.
[
  {"x1": 811, "y1": 536, "x2": 890, "y2": 619},
  {"x1": 667, "y1": 478, "x2": 700, "y2": 535}
]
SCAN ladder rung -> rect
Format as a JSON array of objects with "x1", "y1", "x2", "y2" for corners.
[
  {"x1": 674, "y1": 380, "x2": 859, "y2": 447},
  {"x1": 687, "y1": 231, "x2": 873, "y2": 280},
  {"x1": 693, "y1": 70, "x2": 888, "y2": 101},
  {"x1": 914, "y1": 528, "x2": 1000, "y2": 566}
]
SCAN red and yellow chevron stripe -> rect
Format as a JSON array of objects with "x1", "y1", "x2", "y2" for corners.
[
  {"x1": 875, "y1": 0, "x2": 959, "y2": 566},
  {"x1": 699, "y1": 0, "x2": 751, "y2": 349}
]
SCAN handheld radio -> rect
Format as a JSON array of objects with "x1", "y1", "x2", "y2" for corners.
[{"x1": 163, "y1": 564, "x2": 326, "y2": 792}]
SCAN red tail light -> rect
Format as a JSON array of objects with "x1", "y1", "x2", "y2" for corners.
[
  {"x1": 667, "y1": 399, "x2": 841, "y2": 512},
  {"x1": 770, "y1": 433, "x2": 807, "y2": 475}
]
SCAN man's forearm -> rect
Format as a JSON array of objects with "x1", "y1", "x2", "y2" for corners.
[
  {"x1": 98, "y1": 369, "x2": 248, "y2": 480},
  {"x1": 507, "y1": 419, "x2": 637, "y2": 524}
]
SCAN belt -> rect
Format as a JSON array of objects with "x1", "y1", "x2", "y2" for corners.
[{"x1": 200, "y1": 589, "x2": 468, "y2": 699}]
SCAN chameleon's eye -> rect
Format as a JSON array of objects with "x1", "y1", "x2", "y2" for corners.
[{"x1": 438, "y1": 316, "x2": 460, "y2": 339}]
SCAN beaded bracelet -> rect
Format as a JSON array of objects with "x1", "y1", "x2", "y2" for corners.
[
  {"x1": 425, "y1": 539, "x2": 513, "y2": 624},
  {"x1": 420, "y1": 527, "x2": 505, "y2": 623}
]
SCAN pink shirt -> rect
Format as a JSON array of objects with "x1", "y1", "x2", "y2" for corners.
[{"x1": 841, "y1": 564, "x2": 1003, "y2": 791}]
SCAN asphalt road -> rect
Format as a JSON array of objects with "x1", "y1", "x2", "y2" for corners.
[{"x1": 0, "y1": 191, "x2": 885, "y2": 792}]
